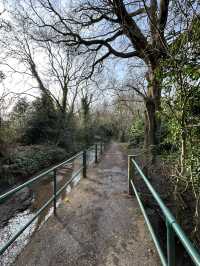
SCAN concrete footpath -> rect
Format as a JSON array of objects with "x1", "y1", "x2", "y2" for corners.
[{"x1": 14, "y1": 143, "x2": 159, "y2": 266}]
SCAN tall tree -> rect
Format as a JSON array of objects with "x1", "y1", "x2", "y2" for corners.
[
  {"x1": 5, "y1": 0, "x2": 200, "y2": 155},
  {"x1": 2, "y1": 16, "x2": 94, "y2": 144},
  {"x1": 11, "y1": 0, "x2": 174, "y2": 151}
]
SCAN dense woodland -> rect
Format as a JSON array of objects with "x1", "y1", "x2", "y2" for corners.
[{"x1": 0, "y1": 0, "x2": 200, "y2": 254}]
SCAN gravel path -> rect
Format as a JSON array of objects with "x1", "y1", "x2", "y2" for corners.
[{"x1": 13, "y1": 142, "x2": 160, "y2": 266}]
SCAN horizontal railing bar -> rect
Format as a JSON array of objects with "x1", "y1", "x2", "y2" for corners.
[
  {"x1": 0, "y1": 167, "x2": 84, "y2": 256},
  {"x1": 0, "y1": 195, "x2": 54, "y2": 255},
  {"x1": 132, "y1": 159, "x2": 176, "y2": 224},
  {"x1": 131, "y1": 158, "x2": 200, "y2": 266},
  {"x1": 172, "y1": 223, "x2": 200, "y2": 266},
  {"x1": 56, "y1": 167, "x2": 83, "y2": 197},
  {"x1": 0, "y1": 151, "x2": 83, "y2": 202},
  {"x1": 130, "y1": 180, "x2": 167, "y2": 266},
  {"x1": 0, "y1": 143, "x2": 104, "y2": 257}
]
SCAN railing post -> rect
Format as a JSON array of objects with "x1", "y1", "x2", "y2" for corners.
[
  {"x1": 166, "y1": 220, "x2": 175, "y2": 266},
  {"x1": 95, "y1": 144, "x2": 98, "y2": 163},
  {"x1": 53, "y1": 169, "x2": 57, "y2": 216},
  {"x1": 128, "y1": 155, "x2": 135, "y2": 195},
  {"x1": 100, "y1": 142, "x2": 103, "y2": 155},
  {"x1": 83, "y1": 150, "x2": 87, "y2": 178}
]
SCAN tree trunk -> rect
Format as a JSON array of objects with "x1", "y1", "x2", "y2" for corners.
[
  {"x1": 144, "y1": 99, "x2": 157, "y2": 162},
  {"x1": 144, "y1": 64, "x2": 161, "y2": 163},
  {"x1": 144, "y1": 110, "x2": 149, "y2": 149}
]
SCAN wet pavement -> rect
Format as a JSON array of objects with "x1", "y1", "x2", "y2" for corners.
[
  {"x1": 0, "y1": 150, "x2": 94, "y2": 266},
  {"x1": 12, "y1": 143, "x2": 159, "y2": 266}
]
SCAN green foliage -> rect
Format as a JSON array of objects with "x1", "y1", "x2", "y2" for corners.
[
  {"x1": 159, "y1": 17, "x2": 200, "y2": 240},
  {"x1": 161, "y1": 60, "x2": 200, "y2": 148},
  {"x1": 79, "y1": 95, "x2": 93, "y2": 147},
  {"x1": 129, "y1": 118, "x2": 144, "y2": 145},
  {"x1": 0, "y1": 122, "x2": 15, "y2": 148},
  {"x1": 56, "y1": 114, "x2": 78, "y2": 153},
  {"x1": 22, "y1": 94, "x2": 60, "y2": 145},
  {"x1": 9, "y1": 97, "x2": 30, "y2": 142},
  {"x1": 8, "y1": 145, "x2": 67, "y2": 177},
  {"x1": 187, "y1": 146, "x2": 200, "y2": 183}
]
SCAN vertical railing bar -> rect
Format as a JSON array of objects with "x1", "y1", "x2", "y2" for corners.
[
  {"x1": 95, "y1": 143, "x2": 98, "y2": 163},
  {"x1": 53, "y1": 169, "x2": 57, "y2": 216},
  {"x1": 83, "y1": 150, "x2": 87, "y2": 178},
  {"x1": 166, "y1": 220, "x2": 175, "y2": 266},
  {"x1": 100, "y1": 142, "x2": 103, "y2": 155},
  {"x1": 128, "y1": 155, "x2": 135, "y2": 195}
]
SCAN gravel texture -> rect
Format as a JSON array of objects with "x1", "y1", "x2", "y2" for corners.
[{"x1": 13, "y1": 142, "x2": 160, "y2": 266}]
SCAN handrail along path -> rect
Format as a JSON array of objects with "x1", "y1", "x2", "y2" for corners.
[
  {"x1": 128, "y1": 155, "x2": 200, "y2": 266},
  {"x1": 0, "y1": 143, "x2": 104, "y2": 256}
]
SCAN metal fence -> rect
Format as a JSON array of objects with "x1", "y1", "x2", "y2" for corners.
[
  {"x1": 0, "y1": 143, "x2": 105, "y2": 256},
  {"x1": 128, "y1": 155, "x2": 200, "y2": 266}
]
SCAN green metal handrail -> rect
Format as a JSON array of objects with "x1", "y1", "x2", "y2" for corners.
[
  {"x1": 0, "y1": 143, "x2": 105, "y2": 256},
  {"x1": 128, "y1": 155, "x2": 200, "y2": 266}
]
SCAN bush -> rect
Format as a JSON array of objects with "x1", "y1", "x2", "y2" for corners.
[
  {"x1": 129, "y1": 118, "x2": 144, "y2": 146},
  {"x1": 7, "y1": 145, "x2": 67, "y2": 179}
]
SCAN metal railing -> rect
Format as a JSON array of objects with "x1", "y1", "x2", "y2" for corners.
[
  {"x1": 0, "y1": 143, "x2": 105, "y2": 256},
  {"x1": 128, "y1": 155, "x2": 200, "y2": 266}
]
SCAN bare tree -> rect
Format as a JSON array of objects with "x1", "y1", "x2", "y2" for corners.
[
  {"x1": 5, "y1": 0, "x2": 200, "y2": 153},
  {"x1": 2, "y1": 20, "x2": 91, "y2": 119},
  {"x1": 9, "y1": 0, "x2": 173, "y2": 149}
]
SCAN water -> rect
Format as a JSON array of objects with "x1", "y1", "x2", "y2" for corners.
[
  {"x1": 0, "y1": 211, "x2": 37, "y2": 266},
  {"x1": 0, "y1": 150, "x2": 96, "y2": 266}
]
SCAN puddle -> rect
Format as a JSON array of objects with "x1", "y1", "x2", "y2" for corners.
[{"x1": 0, "y1": 150, "x2": 97, "y2": 265}]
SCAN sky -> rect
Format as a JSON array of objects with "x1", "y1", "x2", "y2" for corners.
[{"x1": 0, "y1": 0, "x2": 146, "y2": 117}]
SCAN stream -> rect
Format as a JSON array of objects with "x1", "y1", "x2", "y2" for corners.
[{"x1": 0, "y1": 149, "x2": 96, "y2": 266}]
